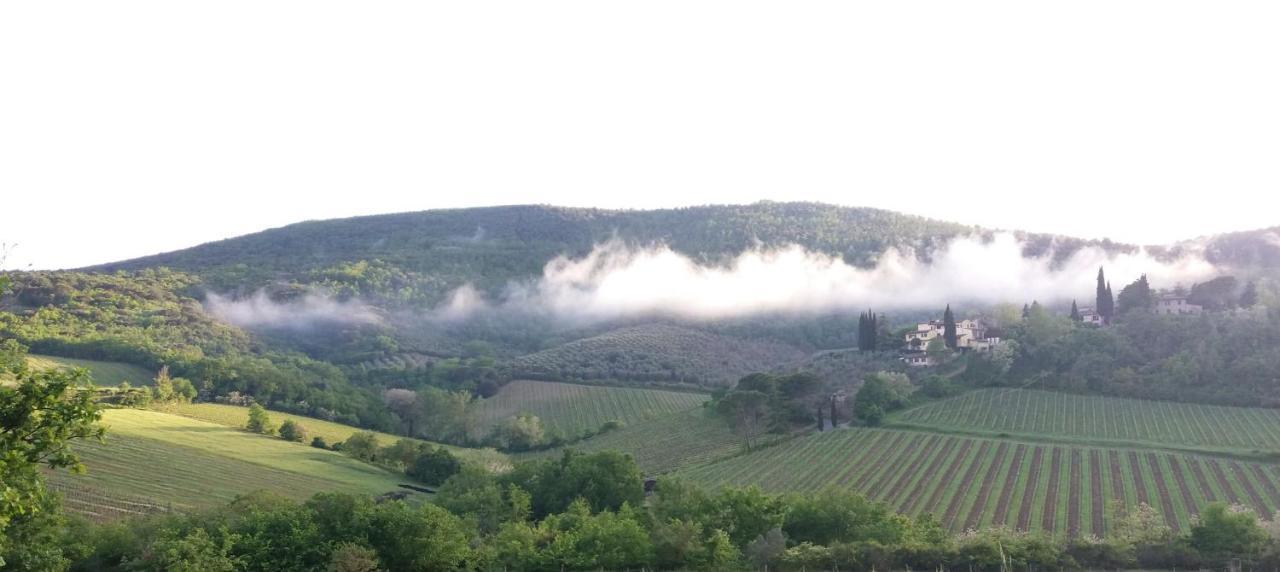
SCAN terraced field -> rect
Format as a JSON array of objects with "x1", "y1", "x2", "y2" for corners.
[
  {"x1": 678, "y1": 428, "x2": 1280, "y2": 536},
  {"x1": 522, "y1": 407, "x2": 759, "y2": 474},
  {"x1": 159, "y1": 402, "x2": 510, "y2": 471},
  {"x1": 894, "y1": 388, "x2": 1280, "y2": 454},
  {"x1": 474, "y1": 380, "x2": 708, "y2": 439},
  {"x1": 46, "y1": 409, "x2": 410, "y2": 520}
]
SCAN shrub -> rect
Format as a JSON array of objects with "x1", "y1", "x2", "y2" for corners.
[
  {"x1": 311, "y1": 436, "x2": 329, "y2": 449},
  {"x1": 278, "y1": 420, "x2": 308, "y2": 443}
]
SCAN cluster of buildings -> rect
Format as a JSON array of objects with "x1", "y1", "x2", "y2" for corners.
[{"x1": 901, "y1": 318, "x2": 1002, "y2": 367}]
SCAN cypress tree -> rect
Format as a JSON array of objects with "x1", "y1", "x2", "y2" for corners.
[
  {"x1": 1104, "y1": 282, "x2": 1114, "y2": 321},
  {"x1": 1022, "y1": 303, "x2": 1030, "y2": 319},
  {"x1": 868, "y1": 312, "x2": 877, "y2": 351},
  {"x1": 830, "y1": 397, "x2": 838, "y2": 428},
  {"x1": 943, "y1": 305, "x2": 958, "y2": 349},
  {"x1": 1069, "y1": 299, "x2": 1081, "y2": 321},
  {"x1": 816, "y1": 403, "x2": 824, "y2": 432},
  {"x1": 1096, "y1": 267, "x2": 1113, "y2": 321}
]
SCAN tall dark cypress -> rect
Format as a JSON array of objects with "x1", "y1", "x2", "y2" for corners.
[
  {"x1": 816, "y1": 403, "x2": 824, "y2": 432},
  {"x1": 943, "y1": 304, "x2": 958, "y2": 349},
  {"x1": 857, "y1": 312, "x2": 868, "y2": 351},
  {"x1": 1069, "y1": 299, "x2": 1081, "y2": 321},
  {"x1": 868, "y1": 312, "x2": 877, "y2": 351},
  {"x1": 1104, "y1": 282, "x2": 1114, "y2": 322},
  {"x1": 830, "y1": 397, "x2": 838, "y2": 428},
  {"x1": 1096, "y1": 267, "x2": 1111, "y2": 321}
]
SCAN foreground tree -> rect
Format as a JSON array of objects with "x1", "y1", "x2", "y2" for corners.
[
  {"x1": 246, "y1": 403, "x2": 274, "y2": 434},
  {"x1": 0, "y1": 344, "x2": 104, "y2": 567}
]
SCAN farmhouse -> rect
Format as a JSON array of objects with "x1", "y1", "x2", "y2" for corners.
[
  {"x1": 1078, "y1": 306, "x2": 1105, "y2": 326},
  {"x1": 1154, "y1": 293, "x2": 1202, "y2": 315}
]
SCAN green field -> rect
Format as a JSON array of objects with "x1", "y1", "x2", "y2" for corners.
[
  {"x1": 893, "y1": 388, "x2": 1280, "y2": 454},
  {"x1": 159, "y1": 402, "x2": 510, "y2": 471},
  {"x1": 522, "y1": 407, "x2": 758, "y2": 474},
  {"x1": 678, "y1": 427, "x2": 1280, "y2": 536},
  {"x1": 26, "y1": 354, "x2": 157, "y2": 386},
  {"x1": 46, "y1": 409, "x2": 410, "y2": 521},
  {"x1": 474, "y1": 380, "x2": 709, "y2": 439}
]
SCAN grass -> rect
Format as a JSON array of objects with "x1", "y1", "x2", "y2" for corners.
[
  {"x1": 157, "y1": 402, "x2": 510, "y2": 471},
  {"x1": 891, "y1": 388, "x2": 1280, "y2": 456},
  {"x1": 473, "y1": 379, "x2": 708, "y2": 440},
  {"x1": 46, "y1": 409, "x2": 410, "y2": 519},
  {"x1": 24, "y1": 354, "x2": 157, "y2": 386},
  {"x1": 675, "y1": 427, "x2": 1280, "y2": 536}
]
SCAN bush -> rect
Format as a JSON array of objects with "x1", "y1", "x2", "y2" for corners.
[
  {"x1": 342, "y1": 431, "x2": 380, "y2": 462},
  {"x1": 311, "y1": 436, "x2": 329, "y2": 449},
  {"x1": 278, "y1": 420, "x2": 309, "y2": 443},
  {"x1": 406, "y1": 446, "x2": 461, "y2": 486}
]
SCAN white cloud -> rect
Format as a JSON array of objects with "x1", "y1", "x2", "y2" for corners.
[
  {"x1": 205, "y1": 290, "x2": 381, "y2": 329},
  {"x1": 443, "y1": 234, "x2": 1217, "y2": 321}
]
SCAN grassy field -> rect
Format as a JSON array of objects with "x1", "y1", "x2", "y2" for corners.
[
  {"x1": 46, "y1": 409, "x2": 410, "y2": 520},
  {"x1": 677, "y1": 427, "x2": 1280, "y2": 536},
  {"x1": 520, "y1": 407, "x2": 761, "y2": 474},
  {"x1": 893, "y1": 388, "x2": 1280, "y2": 454},
  {"x1": 473, "y1": 380, "x2": 709, "y2": 440},
  {"x1": 25, "y1": 354, "x2": 157, "y2": 386},
  {"x1": 158, "y1": 402, "x2": 510, "y2": 471}
]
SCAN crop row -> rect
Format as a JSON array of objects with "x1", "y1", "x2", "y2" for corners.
[
  {"x1": 895, "y1": 388, "x2": 1280, "y2": 452},
  {"x1": 678, "y1": 428, "x2": 1280, "y2": 535},
  {"x1": 474, "y1": 380, "x2": 708, "y2": 438}
]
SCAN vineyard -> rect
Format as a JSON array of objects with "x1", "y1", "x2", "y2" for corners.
[
  {"x1": 509, "y1": 324, "x2": 806, "y2": 387},
  {"x1": 678, "y1": 428, "x2": 1280, "y2": 536},
  {"x1": 520, "y1": 407, "x2": 764, "y2": 474},
  {"x1": 474, "y1": 380, "x2": 708, "y2": 439},
  {"x1": 46, "y1": 409, "x2": 410, "y2": 518},
  {"x1": 894, "y1": 388, "x2": 1280, "y2": 453}
]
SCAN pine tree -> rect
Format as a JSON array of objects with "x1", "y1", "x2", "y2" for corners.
[
  {"x1": 943, "y1": 305, "x2": 958, "y2": 349},
  {"x1": 1069, "y1": 299, "x2": 1081, "y2": 322}
]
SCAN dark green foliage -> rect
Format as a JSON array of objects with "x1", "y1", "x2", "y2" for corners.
[
  {"x1": 501, "y1": 450, "x2": 644, "y2": 518},
  {"x1": 405, "y1": 446, "x2": 461, "y2": 486},
  {"x1": 1116, "y1": 274, "x2": 1154, "y2": 314},
  {"x1": 339, "y1": 432, "x2": 379, "y2": 462},
  {"x1": 942, "y1": 305, "x2": 957, "y2": 349},
  {"x1": 310, "y1": 436, "x2": 328, "y2": 449},
  {"x1": 857, "y1": 311, "x2": 879, "y2": 351},
  {"x1": 278, "y1": 419, "x2": 308, "y2": 443},
  {"x1": 1097, "y1": 267, "x2": 1115, "y2": 321},
  {"x1": 1069, "y1": 299, "x2": 1081, "y2": 321},
  {"x1": 1189, "y1": 503, "x2": 1269, "y2": 559}
]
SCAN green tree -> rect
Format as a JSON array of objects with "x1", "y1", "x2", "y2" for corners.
[
  {"x1": 246, "y1": 403, "x2": 274, "y2": 435},
  {"x1": 716, "y1": 390, "x2": 770, "y2": 450},
  {"x1": 1116, "y1": 274, "x2": 1155, "y2": 314},
  {"x1": 138, "y1": 528, "x2": 239, "y2": 572},
  {"x1": 341, "y1": 431, "x2": 380, "y2": 462},
  {"x1": 0, "y1": 362, "x2": 103, "y2": 567},
  {"x1": 1190, "y1": 502, "x2": 1268, "y2": 559},
  {"x1": 406, "y1": 446, "x2": 461, "y2": 486},
  {"x1": 1070, "y1": 299, "x2": 1081, "y2": 321},
  {"x1": 494, "y1": 413, "x2": 544, "y2": 451},
  {"x1": 1240, "y1": 280, "x2": 1260, "y2": 308},
  {"x1": 326, "y1": 543, "x2": 381, "y2": 572}
]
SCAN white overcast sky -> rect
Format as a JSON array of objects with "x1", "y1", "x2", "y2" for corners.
[{"x1": 2, "y1": 1, "x2": 1279, "y2": 270}]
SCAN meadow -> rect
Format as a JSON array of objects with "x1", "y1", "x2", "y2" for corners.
[
  {"x1": 893, "y1": 388, "x2": 1280, "y2": 454},
  {"x1": 26, "y1": 354, "x2": 156, "y2": 386},
  {"x1": 159, "y1": 402, "x2": 510, "y2": 471},
  {"x1": 46, "y1": 409, "x2": 410, "y2": 520},
  {"x1": 677, "y1": 427, "x2": 1280, "y2": 536},
  {"x1": 473, "y1": 379, "x2": 708, "y2": 439}
]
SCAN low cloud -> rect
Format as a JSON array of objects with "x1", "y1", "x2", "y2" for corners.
[
  {"x1": 440, "y1": 233, "x2": 1218, "y2": 322},
  {"x1": 205, "y1": 290, "x2": 382, "y2": 329}
]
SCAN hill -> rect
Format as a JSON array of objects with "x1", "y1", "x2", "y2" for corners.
[
  {"x1": 678, "y1": 426, "x2": 1280, "y2": 537},
  {"x1": 509, "y1": 324, "x2": 807, "y2": 387},
  {"x1": 472, "y1": 379, "x2": 708, "y2": 441},
  {"x1": 46, "y1": 409, "x2": 410, "y2": 520}
]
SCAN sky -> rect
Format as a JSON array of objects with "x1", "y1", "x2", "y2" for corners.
[{"x1": 2, "y1": 1, "x2": 1279, "y2": 270}]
